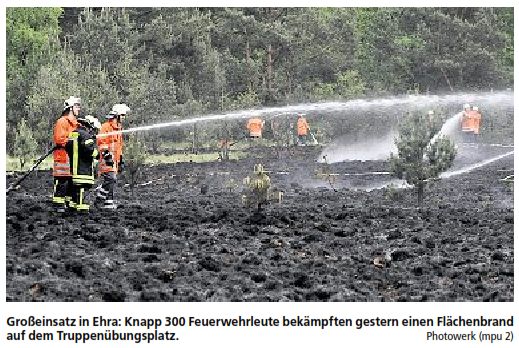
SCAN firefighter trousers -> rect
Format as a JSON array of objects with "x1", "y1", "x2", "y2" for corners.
[
  {"x1": 53, "y1": 177, "x2": 73, "y2": 207},
  {"x1": 70, "y1": 184, "x2": 93, "y2": 211},
  {"x1": 97, "y1": 172, "x2": 117, "y2": 207}
]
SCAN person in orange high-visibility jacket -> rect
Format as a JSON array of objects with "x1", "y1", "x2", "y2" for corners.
[
  {"x1": 96, "y1": 103, "x2": 130, "y2": 209},
  {"x1": 471, "y1": 106, "x2": 482, "y2": 135},
  {"x1": 461, "y1": 104, "x2": 472, "y2": 132},
  {"x1": 296, "y1": 114, "x2": 310, "y2": 146},
  {"x1": 469, "y1": 106, "x2": 482, "y2": 143},
  {"x1": 460, "y1": 103, "x2": 474, "y2": 142},
  {"x1": 246, "y1": 117, "x2": 264, "y2": 138},
  {"x1": 52, "y1": 96, "x2": 80, "y2": 213}
]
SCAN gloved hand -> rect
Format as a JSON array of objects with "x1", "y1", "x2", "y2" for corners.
[{"x1": 102, "y1": 150, "x2": 114, "y2": 167}]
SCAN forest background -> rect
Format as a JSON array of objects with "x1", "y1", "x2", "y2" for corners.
[{"x1": 6, "y1": 7, "x2": 514, "y2": 156}]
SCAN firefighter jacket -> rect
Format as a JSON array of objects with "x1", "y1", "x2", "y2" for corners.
[
  {"x1": 469, "y1": 110, "x2": 482, "y2": 134},
  {"x1": 247, "y1": 118, "x2": 264, "y2": 137},
  {"x1": 461, "y1": 110, "x2": 473, "y2": 133},
  {"x1": 65, "y1": 126, "x2": 99, "y2": 186},
  {"x1": 97, "y1": 120, "x2": 123, "y2": 173},
  {"x1": 297, "y1": 117, "x2": 310, "y2": 136},
  {"x1": 53, "y1": 114, "x2": 78, "y2": 177}
]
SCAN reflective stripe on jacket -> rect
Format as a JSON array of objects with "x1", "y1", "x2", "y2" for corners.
[
  {"x1": 53, "y1": 114, "x2": 78, "y2": 177},
  {"x1": 66, "y1": 127, "x2": 98, "y2": 185},
  {"x1": 97, "y1": 120, "x2": 122, "y2": 173}
]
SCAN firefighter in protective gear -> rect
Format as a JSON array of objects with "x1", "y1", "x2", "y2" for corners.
[
  {"x1": 471, "y1": 106, "x2": 482, "y2": 135},
  {"x1": 246, "y1": 117, "x2": 264, "y2": 138},
  {"x1": 469, "y1": 106, "x2": 482, "y2": 143},
  {"x1": 242, "y1": 163, "x2": 271, "y2": 210},
  {"x1": 96, "y1": 103, "x2": 130, "y2": 209},
  {"x1": 296, "y1": 113, "x2": 310, "y2": 146},
  {"x1": 65, "y1": 115, "x2": 101, "y2": 212},
  {"x1": 52, "y1": 96, "x2": 80, "y2": 212},
  {"x1": 461, "y1": 103, "x2": 473, "y2": 141}
]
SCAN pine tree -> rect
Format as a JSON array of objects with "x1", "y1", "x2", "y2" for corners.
[
  {"x1": 390, "y1": 111, "x2": 457, "y2": 204},
  {"x1": 123, "y1": 134, "x2": 147, "y2": 195}
]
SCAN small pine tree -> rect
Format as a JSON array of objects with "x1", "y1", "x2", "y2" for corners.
[
  {"x1": 390, "y1": 111, "x2": 457, "y2": 204},
  {"x1": 13, "y1": 118, "x2": 38, "y2": 170},
  {"x1": 123, "y1": 134, "x2": 147, "y2": 194}
]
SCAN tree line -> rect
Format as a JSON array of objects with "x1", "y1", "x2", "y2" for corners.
[{"x1": 6, "y1": 7, "x2": 514, "y2": 155}]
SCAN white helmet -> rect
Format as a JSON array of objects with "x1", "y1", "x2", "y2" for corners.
[
  {"x1": 472, "y1": 106, "x2": 479, "y2": 112},
  {"x1": 63, "y1": 96, "x2": 81, "y2": 111},
  {"x1": 78, "y1": 115, "x2": 101, "y2": 130},
  {"x1": 105, "y1": 110, "x2": 117, "y2": 120},
  {"x1": 111, "y1": 103, "x2": 130, "y2": 116},
  {"x1": 427, "y1": 110, "x2": 434, "y2": 115},
  {"x1": 85, "y1": 115, "x2": 101, "y2": 130},
  {"x1": 463, "y1": 103, "x2": 470, "y2": 109}
]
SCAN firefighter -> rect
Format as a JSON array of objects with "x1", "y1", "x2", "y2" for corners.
[
  {"x1": 96, "y1": 103, "x2": 130, "y2": 209},
  {"x1": 52, "y1": 96, "x2": 80, "y2": 213},
  {"x1": 296, "y1": 113, "x2": 310, "y2": 146},
  {"x1": 65, "y1": 115, "x2": 101, "y2": 212},
  {"x1": 246, "y1": 117, "x2": 264, "y2": 138},
  {"x1": 243, "y1": 163, "x2": 271, "y2": 210},
  {"x1": 471, "y1": 106, "x2": 482, "y2": 142},
  {"x1": 218, "y1": 138, "x2": 234, "y2": 161},
  {"x1": 460, "y1": 103, "x2": 473, "y2": 142}
]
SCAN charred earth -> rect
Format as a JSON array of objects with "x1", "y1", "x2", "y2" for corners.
[{"x1": 6, "y1": 146, "x2": 514, "y2": 301}]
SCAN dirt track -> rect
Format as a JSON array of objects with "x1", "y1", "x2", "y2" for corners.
[{"x1": 6, "y1": 146, "x2": 514, "y2": 301}]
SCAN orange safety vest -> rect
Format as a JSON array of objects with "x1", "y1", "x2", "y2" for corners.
[
  {"x1": 247, "y1": 118, "x2": 264, "y2": 137},
  {"x1": 470, "y1": 111, "x2": 482, "y2": 134},
  {"x1": 297, "y1": 117, "x2": 309, "y2": 136},
  {"x1": 461, "y1": 110, "x2": 472, "y2": 132},
  {"x1": 97, "y1": 120, "x2": 123, "y2": 174},
  {"x1": 53, "y1": 114, "x2": 78, "y2": 177}
]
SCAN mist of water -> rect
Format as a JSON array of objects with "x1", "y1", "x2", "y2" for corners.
[
  {"x1": 97, "y1": 90, "x2": 513, "y2": 138},
  {"x1": 318, "y1": 90, "x2": 512, "y2": 163},
  {"x1": 429, "y1": 112, "x2": 463, "y2": 145},
  {"x1": 320, "y1": 131, "x2": 398, "y2": 163}
]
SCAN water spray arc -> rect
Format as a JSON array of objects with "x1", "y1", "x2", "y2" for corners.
[
  {"x1": 97, "y1": 91, "x2": 513, "y2": 138},
  {"x1": 440, "y1": 150, "x2": 514, "y2": 179}
]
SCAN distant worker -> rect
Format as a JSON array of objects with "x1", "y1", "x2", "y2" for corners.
[
  {"x1": 296, "y1": 113, "x2": 310, "y2": 146},
  {"x1": 246, "y1": 117, "x2": 264, "y2": 138},
  {"x1": 471, "y1": 106, "x2": 482, "y2": 142},
  {"x1": 52, "y1": 96, "x2": 80, "y2": 213},
  {"x1": 96, "y1": 103, "x2": 130, "y2": 209},
  {"x1": 65, "y1": 115, "x2": 101, "y2": 212},
  {"x1": 218, "y1": 138, "x2": 234, "y2": 161},
  {"x1": 242, "y1": 163, "x2": 271, "y2": 211},
  {"x1": 460, "y1": 103, "x2": 473, "y2": 142}
]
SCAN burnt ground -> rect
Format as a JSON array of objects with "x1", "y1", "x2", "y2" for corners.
[{"x1": 5, "y1": 145, "x2": 514, "y2": 302}]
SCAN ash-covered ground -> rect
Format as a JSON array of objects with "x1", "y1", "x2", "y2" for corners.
[{"x1": 6, "y1": 146, "x2": 514, "y2": 301}]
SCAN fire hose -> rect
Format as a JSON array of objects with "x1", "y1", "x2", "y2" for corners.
[{"x1": 6, "y1": 145, "x2": 57, "y2": 195}]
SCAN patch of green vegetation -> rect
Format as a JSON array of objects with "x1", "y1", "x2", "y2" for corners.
[{"x1": 6, "y1": 156, "x2": 53, "y2": 172}]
